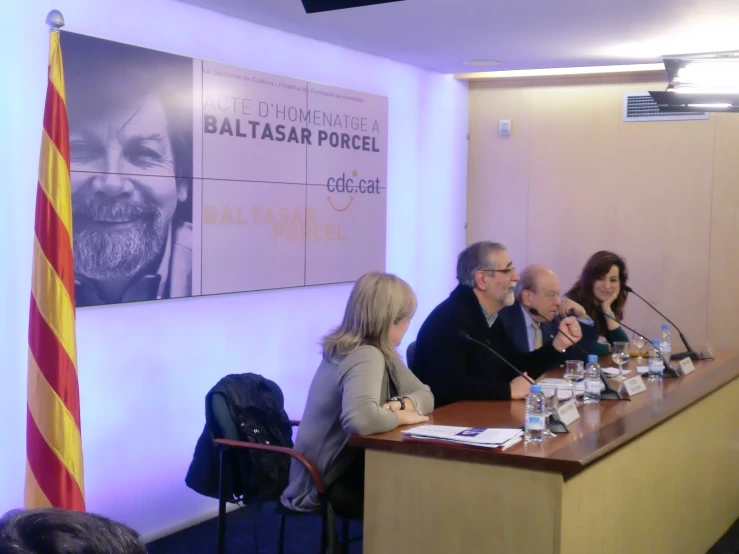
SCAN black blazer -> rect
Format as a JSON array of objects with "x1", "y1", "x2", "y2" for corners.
[
  {"x1": 497, "y1": 301, "x2": 598, "y2": 363},
  {"x1": 412, "y1": 285, "x2": 565, "y2": 407}
]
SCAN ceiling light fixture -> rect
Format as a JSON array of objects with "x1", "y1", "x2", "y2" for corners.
[
  {"x1": 649, "y1": 52, "x2": 739, "y2": 113},
  {"x1": 463, "y1": 60, "x2": 501, "y2": 67},
  {"x1": 455, "y1": 63, "x2": 664, "y2": 80},
  {"x1": 687, "y1": 103, "x2": 732, "y2": 109}
]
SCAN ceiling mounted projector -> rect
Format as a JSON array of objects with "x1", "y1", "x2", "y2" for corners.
[
  {"x1": 649, "y1": 52, "x2": 739, "y2": 113},
  {"x1": 301, "y1": 0, "x2": 405, "y2": 14}
]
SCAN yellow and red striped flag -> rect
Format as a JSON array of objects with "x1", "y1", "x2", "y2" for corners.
[{"x1": 25, "y1": 18, "x2": 85, "y2": 511}]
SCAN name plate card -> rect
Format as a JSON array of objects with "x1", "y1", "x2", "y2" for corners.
[
  {"x1": 619, "y1": 375, "x2": 647, "y2": 397},
  {"x1": 676, "y1": 357, "x2": 696, "y2": 376},
  {"x1": 556, "y1": 400, "x2": 581, "y2": 426}
]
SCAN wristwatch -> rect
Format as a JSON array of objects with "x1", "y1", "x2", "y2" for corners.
[{"x1": 390, "y1": 396, "x2": 406, "y2": 410}]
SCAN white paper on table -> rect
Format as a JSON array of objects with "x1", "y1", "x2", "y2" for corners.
[
  {"x1": 401, "y1": 425, "x2": 523, "y2": 447},
  {"x1": 539, "y1": 378, "x2": 604, "y2": 398},
  {"x1": 637, "y1": 366, "x2": 649, "y2": 374},
  {"x1": 602, "y1": 367, "x2": 634, "y2": 376},
  {"x1": 539, "y1": 378, "x2": 585, "y2": 390}
]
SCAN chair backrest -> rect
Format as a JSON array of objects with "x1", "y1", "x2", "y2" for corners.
[
  {"x1": 205, "y1": 374, "x2": 294, "y2": 502},
  {"x1": 406, "y1": 341, "x2": 417, "y2": 370},
  {"x1": 205, "y1": 392, "x2": 245, "y2": 500},
  {"x1": 210, "y1": 393, "x2": 239, "y2": 440}
]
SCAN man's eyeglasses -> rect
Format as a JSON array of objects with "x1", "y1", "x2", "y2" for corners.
[{"x1": 479, "y1": 267, "x2": 516, "y2": 275}]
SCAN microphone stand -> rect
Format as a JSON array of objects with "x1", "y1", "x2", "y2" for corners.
[
  {"x1": 597, "y1": 308, "x2": 680, "y2": 378},
  {"x1": 457, "y1": 331, "x2": 570, "y2": 433},
  {"x1": 457, "y1": 332, "x2": 534, "y2": 383},
  {"x1": 625, "y1": 287, "x2": 699, "y2": 361},
  {"x1": 529, "y1": 308, "x2": 624, "y2": 401}
]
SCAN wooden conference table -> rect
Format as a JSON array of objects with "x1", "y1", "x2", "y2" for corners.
[{"x1": 349, "y1": 351, "x2": 739, "y2": 554}]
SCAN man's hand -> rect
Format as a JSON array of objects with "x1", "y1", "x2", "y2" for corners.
[
  {"x1": 552, "y1": 316, "x2": 582, "y2": 351},
  {"x1": 382, "y1": 397, "x2": 417, "y2": 413},
  {"x1": 395, "y1": 410, "x2": 429, "y2": 426},
  {"x1": 558, "y1": 297, "x2": 587, "y2": 319},
  {"x1": 510, "y1": 374, "x2": 532, "y2": 400}
]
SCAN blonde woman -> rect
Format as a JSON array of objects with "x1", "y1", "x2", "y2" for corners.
[{"x1": 281, "y1": 272, "x2": 433, "y2": 522}]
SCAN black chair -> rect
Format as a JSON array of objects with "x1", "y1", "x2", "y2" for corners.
[
  {"x1": 406, "y1": 340, "x2": 417, "y2": 370},
  {"x1": 210, "y1": 392, "x2": 360, "y2": 554}
]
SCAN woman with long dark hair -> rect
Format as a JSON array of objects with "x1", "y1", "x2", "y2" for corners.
[{"x1": 565, "y1": 251, "x2": 630, "y2": 355}]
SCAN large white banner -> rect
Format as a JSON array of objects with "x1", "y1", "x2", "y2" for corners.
[{"x1": 61, "y1": 32, "x2": 388, "y2": 307}]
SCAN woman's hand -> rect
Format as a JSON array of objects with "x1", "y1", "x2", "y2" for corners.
[
  {"x1": 600, "y1": 288, "x2": 622, "y2": 330},
  {"x1": 395, "y1": 410, "x2": 429, "y2": 426},
  {"x1": 601, "y1": 288, "x2": 620, "y2": 314},
  {"x1": 382, "y1": 397, "x2": 417, "y2": 413}
]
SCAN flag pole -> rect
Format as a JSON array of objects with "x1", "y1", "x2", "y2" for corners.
[
  {"x1": 25, "y1": 8, "x2": 85, "y2": 512},
  {"x1": 46, "y1": 9, "x2": 65, "y2": 31}
]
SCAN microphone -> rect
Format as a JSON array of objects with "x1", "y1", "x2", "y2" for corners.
[
  {"x1": 596, "y1": 307, "x2": 679, "y2": 378},
  {"x1": 624, "y1": 286, "x2": 699, "y2": 361},
  {"x1": 457, "y1": 331, "x2": 570, "y2": 433},
  {"x1": 529, "y1": 308, "x2": 588, "y2": 357},
  {"x1": 529, "y1": 308, "x2": 624, "y2": 400},
  {"x1": 457, "y1": 331, "x2": 534, "y2": 383}
]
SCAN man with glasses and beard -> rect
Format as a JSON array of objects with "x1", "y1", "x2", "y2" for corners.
[
  {"x1": 411, "y1": 242, "x2": 583, "y2": 407},
  {"x1": 62, "y1": 33, "x2": 193, "y2": 306}
]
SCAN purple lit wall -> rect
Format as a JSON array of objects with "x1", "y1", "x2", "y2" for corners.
[{"x1": 0, "y1": 0, "x2": 467, "y2": 540}]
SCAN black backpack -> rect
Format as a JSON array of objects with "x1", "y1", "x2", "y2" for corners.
[{"x1": 185, "y1": 373, "x2": 294, "y2": 502}]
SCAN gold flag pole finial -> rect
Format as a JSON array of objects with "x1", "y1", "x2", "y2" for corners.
[{"x1": 46, "y1": 10, "x2": 65, "y2": 31}]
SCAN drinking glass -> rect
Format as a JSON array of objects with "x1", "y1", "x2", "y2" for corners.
[
  {"x1": 563, "y1": 360, "x2": 585, "y2": 406},
  {"x1": 631, "y1": 332, "x2": 647, "y2": 361},
  {"x1": 541, "y1": 386, "x2": 559, "y2": 439},
  {"x1": 611, "y1": 341, "x2": 630, "y2": 381}
]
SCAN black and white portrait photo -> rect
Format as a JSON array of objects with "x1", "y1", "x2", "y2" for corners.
[{"x1": 62, "y1": 32, "x2": 194, "y2": 307}]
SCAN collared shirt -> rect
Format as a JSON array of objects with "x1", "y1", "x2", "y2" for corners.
[
  {"x1": 521, "y1": 304, "x2": 541, "y2": 352},
  {"x1": 479, "y1": 303, "x2": 498, "y2": 327}
]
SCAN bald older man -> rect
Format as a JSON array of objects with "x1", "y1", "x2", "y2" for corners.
[{"x1": 498, "y1": 265, "x2": 597, "y2": 363}]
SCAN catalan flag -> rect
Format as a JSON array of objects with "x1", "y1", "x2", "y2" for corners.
[{"x1": 25, "y1": 15, "x2": 85, "y2": 511}]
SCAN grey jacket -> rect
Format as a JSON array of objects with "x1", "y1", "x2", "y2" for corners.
[{"x1": 280, "y1": 345, "x2": 434, "y2": 512}]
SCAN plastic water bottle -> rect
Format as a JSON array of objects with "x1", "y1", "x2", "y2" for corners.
[
  {"x1": 648, "y1": 339, "x2": 664, "y2": 381},
  {"x1": 660, "y1": 324, "x2": 672, "y2": 361},
  {"x1": 583, "y1": 355, "x2": 601, "y2": 404},
  {"x1": 524, "y1": 384, "x2": 546, "y2": 443}
]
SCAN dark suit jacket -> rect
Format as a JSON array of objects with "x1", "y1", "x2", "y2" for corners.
[
  {"x1": 497, "y1": 301, "x2": 599, "y2": 363},
  {"x1": 412, "y1": 285, "x2": 566, "y2": 407},
  {"x1": 498, "y1": 302, "x2": 556, "y2": 353}
]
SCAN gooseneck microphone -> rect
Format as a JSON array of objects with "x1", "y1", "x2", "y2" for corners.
[
  {"x1": 457, "y1": 331, "x2": 570, "y2": 433},
  {"x1": 457, "y1": 331, "x2": 534, "y2": 384},
  {"x1": 457, "y1": 331, "x2": 535, "y2": 383},
  {"x1": 529, "y1": 308, "x2": 588, "y2": 356},
  {"x1": 624, "y1": 286, "x2": 699, "y2": 361},
  {"x1": 596, "y1": 307, "x2": 679, "y2": 378},
  {"x1": 529, "y1": 308, "x2": 624, "y2": 400}
]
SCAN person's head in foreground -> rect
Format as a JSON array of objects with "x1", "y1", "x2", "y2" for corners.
[{"x1": 0, "y1": 508, "x2": 147, "y2": 554}]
